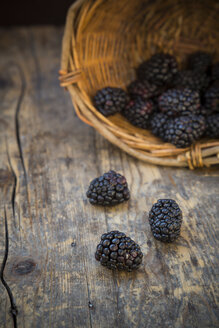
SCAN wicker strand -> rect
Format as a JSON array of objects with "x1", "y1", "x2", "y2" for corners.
[{"x1": 59, "y1": 69, "x2": 82, "y2": 86}]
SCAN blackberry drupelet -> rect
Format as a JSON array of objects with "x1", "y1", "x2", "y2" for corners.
[
  {"x1": 95, "y1": 231, "x2": 143, "y2": 271},
  {"x1": 173, "y1": 70, "x2": 210, "y2": 92},
  {"x1": 149, "y1": 199, "x2": 183, "y2": 242},
  {"x1": 94, "y1": 87, "x2": 128, "y2": 116},
  {"x1": 204, "y1": 86, "x2": 219, "y2": 113},
  {"x1": 163, "y1": 115, "x2": 206, "y2": 148},
  {"x1": 128, "y1": 80, "x2": 161, "y2": 100},
  {"x1": 188, "y1": 51, "x2": 212, "y2": 73},
  {"x1": 205, "y1": 114, "x2": 219, "y2": 138},
  {"x1": 158, "y1": 88, "x2": 200, "y2": 117},
  {"x1": 86, "y1": 170, "x2": 130, "y2": 206},
  {"x1": 150, "y1": 112, "x2": 168, "y2": 138},
  {"x1": 122, "y1": 97, "x2": 154, "y2": 129},
  {"x1": 137, "y1": 53, "x2": 178, "y2": 86}
]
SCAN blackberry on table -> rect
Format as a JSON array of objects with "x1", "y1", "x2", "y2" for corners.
[
  {"x1": 150, "y1": 112, "x2": 168, "y2": 138},
  {"x1": 94, "y1": 87, "x2": 129, "y2": 116},
  {"x1": 122, "y1": 97, "x2": 154, "y2": 129},
  {"x1": 204, "y1": 86, "x2": 219, "y2": 113},
  {"x1": 173, "y1": 70, "x2": 210, "y2": 92},
  {"x1": 158, "y1": 88, "x2": 200, "y2": 117},
  {"x1": 95, "y1": 231, "x2": 143, "y2": 271},
  {"x1": 163, "y1": 115, "x2": 206, "y2": 148},
  {"x1": 149, "y1": 199, "x2": 183, "y2": 242},
  {"x1": 86, "y1": 170, "x2": 130, "y2": 206},
  {"x1": 128, "y1": 80, "x2": 162, "y2": 100},
  {"x1": 205, "y1": 114, "x2": 219, "y2": 138},
  {"x1": 137, "y1": 53, "x2": 178, "y2": 86},
  {"x1": 188, "y1": 51, "x2": 212, "y2": 73}
]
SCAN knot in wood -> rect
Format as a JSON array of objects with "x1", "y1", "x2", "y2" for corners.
[{"x1": 12, "y1": 259, "x2": 36, "y2": 276}]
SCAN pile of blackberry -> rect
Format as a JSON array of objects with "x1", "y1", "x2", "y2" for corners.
[{"x1": 93, "y1": 51, "x2": 219, "y2": 147}]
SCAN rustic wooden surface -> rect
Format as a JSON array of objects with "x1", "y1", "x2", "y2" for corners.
[{"x1": 0, "y1": 27, "x2": 219, "y2": 328}]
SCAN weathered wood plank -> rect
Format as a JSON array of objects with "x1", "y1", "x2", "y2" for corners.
[{"x1": 0, "y1": 27, "x2": 219, "y2": 328}]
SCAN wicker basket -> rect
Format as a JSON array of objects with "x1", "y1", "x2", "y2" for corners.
[{"x1": 60, "y1": 0, "x2": 219, "y2": 169}]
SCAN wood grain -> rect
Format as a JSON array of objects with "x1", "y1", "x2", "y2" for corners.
[{"x1": 0, "y1": 27, "x2": 219, "y2": 328}]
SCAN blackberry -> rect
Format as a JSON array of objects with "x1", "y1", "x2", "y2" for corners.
[
  {"x1": 150, "y1": 112, "x2": 168, "y2": 138},
  {"x1": 95, "y1": 231, "x2": 143, "y2": 271},
  {"x1": 196, "y1": 106, "x2": 210, "y2": 116},
  {"x1": 159, "y1": 88, "x2": 200, "y2": 117},
  {"x1": 137, "y1": 53, "x2": 178, "y2": 86},
  {"x1": 211, "y1": 63, "x2": 219, "y2": 82},
  {"x1": 94, "y1": 87, "x2": 128, "y2": 116},
  {"x1": 173, "y1": 70, "x2": 210, "y2": 92},
  {"x1": 205, "y1": 114, "x2": 219, "y2": 138},
  {"x1": 188, "y1": 51, "x2": 212, "y2": 73},
  {"x1": 204, "y1": 86, "x2": 219, "y2": 113},
  {"x1": 128, "y1": 80, "x2": 161, "y2": 100},
  {"x1": 122, "y1": 97, "x2": 154, "y2": 129},
  {"x1": 149, "y1": 199, "x2": 183, "y2": 242},
  {"x1": 163, "y1": 115, "x2": 206, "y2": 148},
  {"x1": 86, "y1": 170, "x2": 130, "y2": 206}
]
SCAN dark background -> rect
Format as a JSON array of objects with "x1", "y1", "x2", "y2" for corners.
[{"x1": 1, "y1": 0, "x2": 74, "y2": 26}]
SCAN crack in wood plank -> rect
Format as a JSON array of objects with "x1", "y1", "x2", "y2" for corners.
[{"x1": 0, "y1": 208, "x2": 18, "y2": 328}]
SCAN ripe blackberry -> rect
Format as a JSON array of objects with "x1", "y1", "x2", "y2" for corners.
[
  {"x1": 95, "y1": 231, "x2": 143, "y2": 271},
  {"x1": 159, "y1": 88, "x2": 200, "y2": 117},
  {"x1": 149, "y1": 199, "x2": 183, "y2": 242},
  {"x1": 204, "y1": 86, "x2": 219, "y2": 113},
  {"x1": 122, "y1": 97, "x2": 154, "y2": 129},
  {"x1": 196, "y1": 106, "x2": 209, "y2": 116},
  {"x1": 137, "y1": 53, "x2": 178, "y2": 86},
  {"x1": 86, "y1": 170, "x2": 130, "y2": 206},
  {"x1": 211, "y1": 63, "x2": 219, "y2": 82},
  {"x1": 163, "y1": 115, "x2": 206, "y2": 148},
  {"x1": 173, "y1": 70, "x2": 210, "y2": 91},
  {"x1": 128, "y1": 80, "x2": 161, "y2": 100},
  {"x1": 205, "y1": 114, "x2": 219, "y2": 138},
  {"x1": 94, "y1": 87, "x2": 128, "y2": 116},
  {"x1": 188, "y1": 51, "x2": 212, "y2": 73},
  {"x1": 150, "y1": 113, "x2": 168, "y2": 138}
]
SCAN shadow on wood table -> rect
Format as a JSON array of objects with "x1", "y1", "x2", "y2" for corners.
[{"x1": 0, "y1": 27, "x2": 219, "y2": 328}]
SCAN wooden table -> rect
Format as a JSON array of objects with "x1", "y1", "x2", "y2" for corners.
[{"x1": 0, "y1": 27, "x2": 219, "y2": 328}]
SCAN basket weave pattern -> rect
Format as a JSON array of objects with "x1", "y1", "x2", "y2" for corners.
[{"x1": 60, "y1": 0, "x2": 219, "y2": 169}]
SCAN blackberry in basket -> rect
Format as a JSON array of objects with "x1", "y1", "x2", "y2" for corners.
[
  {"x1": 150, "y1": 112, "x2": 168, "y2": 139},
  {"x1": 205, "y1": 114, "x2": 219, "y2": 138},
  {"x1": 163, "y1": 115, "x2": 206, "y2": 148},
  {"x1": 94, "y1": 87, "x2": 129, "y2": 116},
  {"x1": 204, "y1": 86, "x2": 219, "y2": 113},
  {"x1": 128, "y1": 80, "x2": 162, "y2": 100},
  {"x1": 86, "y1": 170, "x2": 130, "y2": 206},
  {"x1": 158, "y1": 88, "x2": 200, "y2": 117},
  {"x1": 149, "y1": 199, "x2": 183, "y2": 242},
  {"x1": 173, "y1": 70, "x2": 210, "y2": 92},
  {"x1": 137, "y1": 53, "x2": 178, "y2": 86},
  {"x1": 95, "y1": 230, "x2": 143, "y2": 271},
  {"x1": 122, "y1": 97, "x2": 155, "y2": 129},
  {"x1": 188, "y1": 51, "x2": 212, "y2": 73}
]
